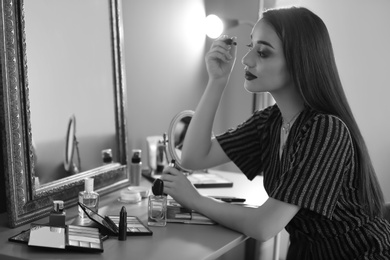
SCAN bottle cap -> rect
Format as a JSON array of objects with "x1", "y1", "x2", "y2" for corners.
[
  {"x1": 131, "y1": 149, "x2": 141, "y2": 163},
  {"x1": 152, "y1": 179, "x2": 164, "y2": 196},
  {"x1": 53, "y1": 200, "x2": 64, "y2": 212},
  {"x1": 84, "y1": 178, "x2": 94, "y2": 193}
]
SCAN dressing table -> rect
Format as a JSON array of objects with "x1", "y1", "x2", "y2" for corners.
[{"x1": 0, "y1": 171, "x2": 267, "y2": 260}]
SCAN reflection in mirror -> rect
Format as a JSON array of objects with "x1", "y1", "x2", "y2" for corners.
[
  {"x1": 1, "y1": 0, "x2": 129, "y2": 228},
  {"x1": 25, "y1": 0, "x2": 116, "y2": 186},
  {"x1": 63, "y1": 115, "x2": 80, "y2": 175}
]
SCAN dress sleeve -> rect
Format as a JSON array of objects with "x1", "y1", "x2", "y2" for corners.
[
  {"x1": 270, "y1": 115, "x2": 354, "y2": 219},
  {"x1": 216, "y1": 105, "x2": 277, "y2": 180}
]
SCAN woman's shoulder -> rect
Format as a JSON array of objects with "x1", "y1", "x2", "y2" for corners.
[
  {"x1": 304, "y1": 111, "x2": 348, "y2": 128},
  {"x1": 300, "y1": 110, "x2": 351, "y2": 140},
  {"x1": 253, "y1": 103, "x2": 281, "y2": 121}
]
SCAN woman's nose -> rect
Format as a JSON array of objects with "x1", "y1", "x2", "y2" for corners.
[{"x1": 241, "y1": 51, "x2": 253, "y2": 68}]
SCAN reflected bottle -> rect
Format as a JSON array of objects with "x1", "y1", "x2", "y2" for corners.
[
  {"x1": 78, "y1": 177, "x2": 100, "y2": 218},
  {"x1": 101, "y1": 149, "x2": 113, "y2": 165}
]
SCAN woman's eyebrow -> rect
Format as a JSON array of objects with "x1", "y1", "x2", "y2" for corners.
[
  {"x1": 256, "y1": 40, "x2": 274, "y2": 49},
  {"x1": 250, "y1": 35, "x2": 275, "y2": 49}
]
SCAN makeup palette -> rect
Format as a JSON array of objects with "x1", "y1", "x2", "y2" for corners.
[
  {"x1": 78, "y1": 202, "x2": 152, "y2": 236},
  {"x1": 27, "y1": 223, "x2": 104, "y2": 252},
  {"x1": 66, "y1": 225, "x2": 103, "y2": 251},
  {"x1": 108, "y1": 215, "x2": 152, "y2": 235}
]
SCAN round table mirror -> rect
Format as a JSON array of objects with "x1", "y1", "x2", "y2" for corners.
[
  {"x1": 64, "y1": 114, "x2": 80, "y2": 174},
  {"x1": 167, "y1": 110, "x2": 194, "y2": 173}
]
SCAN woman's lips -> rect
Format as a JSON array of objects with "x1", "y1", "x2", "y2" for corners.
[{"x1": 245, "y1": 71, "x2": 257, "y2": 81}]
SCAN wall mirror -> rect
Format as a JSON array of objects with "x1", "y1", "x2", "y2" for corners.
[{"x1": 0, "y1": 0, "x2": 129, "y2": 227}]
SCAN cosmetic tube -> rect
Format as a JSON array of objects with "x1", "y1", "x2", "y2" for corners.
[{"x1": 118, "y1": 206, "x2": 127, "y2": 241}]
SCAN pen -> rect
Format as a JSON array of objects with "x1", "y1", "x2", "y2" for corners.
[{"x1": 211, "y1": 196, "x2": 246, "y2": 203}]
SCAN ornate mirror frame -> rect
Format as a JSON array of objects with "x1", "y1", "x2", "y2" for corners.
[{"x1": 0, "y1": 0, "x2": 129, "y2": 227}]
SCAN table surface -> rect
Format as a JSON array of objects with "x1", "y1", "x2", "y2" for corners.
[{"x1": 0, "y1": 170, "x2": 267, "y2": 260}]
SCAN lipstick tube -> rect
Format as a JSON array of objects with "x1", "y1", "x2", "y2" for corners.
[{"x1": 118, "y1": 206, "x2": 127, "y2": 241}]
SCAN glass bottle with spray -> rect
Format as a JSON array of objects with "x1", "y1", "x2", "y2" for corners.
[{"x1": 78, "y1": 177, "x2": 100, "y2": 218}]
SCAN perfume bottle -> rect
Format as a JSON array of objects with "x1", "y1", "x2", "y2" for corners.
[
  {"x1": 49, "y1": 200, "x2": 66, "y2": 227},
  {"x1": 130, "y1": 149, "x2": 142, "y2": 186},
  {"x1": 148, "y1": 179, "x2": 167, "y2": 227},
  {"x1": 78, "y1": 177, "x2": 100, "y2": 218}
]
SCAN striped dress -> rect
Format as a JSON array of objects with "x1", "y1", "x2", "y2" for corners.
[{"x1": 216, "y1": 104, "x2": 390, "y2": 259}]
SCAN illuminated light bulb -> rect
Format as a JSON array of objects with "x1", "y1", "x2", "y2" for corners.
[{"x1": 205, "y1": 14, "x2": 224, "y2": 39}]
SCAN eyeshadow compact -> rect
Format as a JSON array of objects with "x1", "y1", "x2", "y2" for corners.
[
  {"x1": 27, "y1": 223, "x2": 104, "y2": 252},
  {"x1": 78, "y1": 202, "x2": 152, "y2": 236},
  {"x1": 108, "y1": 215, "x2": 152, "y2": 235}
]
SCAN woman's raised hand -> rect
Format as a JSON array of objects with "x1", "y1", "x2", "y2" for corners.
[{"x1": 205, "y1": 35, "x2": 237, "y2": 81}]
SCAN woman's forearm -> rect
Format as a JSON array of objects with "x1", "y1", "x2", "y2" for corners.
[
  {"x1": 190, "y1": 195, "x2": 268, "y2": 241},
  {"x1": 189, "y1": 195, "x2": 299, "y2": 242},
  {"x1": 181, "y1": 78, "x2": 228, "y2": 169}
]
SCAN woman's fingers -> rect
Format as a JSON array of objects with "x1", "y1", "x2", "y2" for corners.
[
  {"x1": 209, "y1": 42, "x2": 233, "y2": 61},
  {"x1": 162, "y1": 166, "x2": 180, "y2": 176}
]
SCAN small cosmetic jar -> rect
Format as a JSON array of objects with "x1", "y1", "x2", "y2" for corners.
[
  {"x1": 118, "y1": 189, "x2": 142, "y2": 204},
  {"x1": 128, "y1": 186, "x2": 149, "y2": 198}
]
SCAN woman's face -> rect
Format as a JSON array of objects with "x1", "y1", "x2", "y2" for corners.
[{"x1": 242, "y1": 19, "x2": 293, "y2": 94}]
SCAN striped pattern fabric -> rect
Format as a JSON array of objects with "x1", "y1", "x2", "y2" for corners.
[{"x1": 216, "y1": 104, "x2": 390, "y2": 259}]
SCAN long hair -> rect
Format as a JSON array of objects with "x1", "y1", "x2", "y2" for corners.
[{"x1": 262, "y1": 6, "x2": 384, "y2": 217}]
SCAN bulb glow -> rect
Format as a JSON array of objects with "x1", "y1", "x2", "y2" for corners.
[{"x1": 205, "y1": 14, "x2": 224, "y2": 39}]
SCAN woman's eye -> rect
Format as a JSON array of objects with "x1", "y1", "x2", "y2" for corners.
[
  {"x1": 246, "y1": 43, "x2": 253, "y2": 50},
  {"x1": 258, "y1": 50, "x2": 268, "y2": 58}
]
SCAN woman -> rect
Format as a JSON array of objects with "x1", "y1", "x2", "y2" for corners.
[{"x1": 162, "y1": 6, "x2": 390, "y2": 259}]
